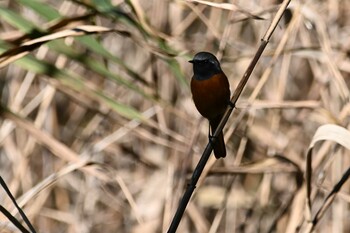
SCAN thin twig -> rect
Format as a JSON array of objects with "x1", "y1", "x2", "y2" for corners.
[
  {"x1": 167, "y1": 0, "x2": 291, "y2": 232},
  {"x1": 0, "y1": 176, "x2": 36, "y2": 233},
  {"x1": 305, "y1": 167, "x2": 350, "y2": 233}
]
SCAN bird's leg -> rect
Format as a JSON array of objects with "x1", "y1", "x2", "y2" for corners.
[
  {"x1": 208, "y1": 122, "x2": 217, "y2": 144},
  {"x1": 208, "y1": 123, "x2": 212, "y2": 139}
]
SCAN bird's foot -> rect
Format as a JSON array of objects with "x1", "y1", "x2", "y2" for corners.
[
  {"x1": 228, "y1": 100, "x2": 235, "y2": 108},
  {"x1": 208, "y1": 134, "x2": 217, "y2": 144}
]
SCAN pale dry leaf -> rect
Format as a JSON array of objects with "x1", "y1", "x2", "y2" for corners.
[
  {"x1": 305, "y1": 124, "x2": 350, "y2": 220},
  {"x1": 186, "y1": 0, "x2": 264, "y2": 19},
  {"x1": 0, "y1": 25, "x2": 113, "y2": 68},
  {"x1": 308, "y1": 124, "x2": 350, "y2": 150}
]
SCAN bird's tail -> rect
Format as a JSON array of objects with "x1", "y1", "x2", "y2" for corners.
[{"x1": 209, "y1": 116, "x2": 226, "y2": 159}]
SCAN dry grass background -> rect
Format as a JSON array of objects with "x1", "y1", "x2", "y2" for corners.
[{"x1": 0, "y1": 0, "x2": 350, "y2": 232}]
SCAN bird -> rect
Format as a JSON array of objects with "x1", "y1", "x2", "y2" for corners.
[{"x1": 189, "y1": 52, "x2": 231, "y2": 159}]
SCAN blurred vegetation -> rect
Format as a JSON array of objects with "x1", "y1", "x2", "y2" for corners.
[{"x1": 0, "y1": 0, "x2": 350, "y2": 233}]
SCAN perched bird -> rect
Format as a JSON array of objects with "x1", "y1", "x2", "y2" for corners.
[{"x1": 189, "y1": 52, "x2": 231, "y2": 159}]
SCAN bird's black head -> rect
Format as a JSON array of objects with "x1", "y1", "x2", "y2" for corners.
[{"x1": 189, "y1": 52, "x2": 222, "y2": 80}]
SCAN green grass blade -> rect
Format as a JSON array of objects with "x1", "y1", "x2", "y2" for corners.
[
  {"x1": 6, "y1": 49, "x2": 143, "y2": 121},
  {"x1": 16, "y1": 0, "x2": 61, "y2": 21},
  {"x1": 0, "y1": 7, "x2": 39, "y2": 33}
]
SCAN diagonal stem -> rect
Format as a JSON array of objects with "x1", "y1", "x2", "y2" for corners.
[{"x1": 167, "y1": 1, "x2": 291, "y2": 232}]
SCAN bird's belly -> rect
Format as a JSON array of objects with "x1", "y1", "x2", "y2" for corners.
[{"x1": 191, "y1": 74, "x2": 230, "y2": 119}]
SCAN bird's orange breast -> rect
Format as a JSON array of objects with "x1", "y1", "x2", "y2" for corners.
[{"x1": 191, "y1": 73, "x2": 230, "y2": 120}]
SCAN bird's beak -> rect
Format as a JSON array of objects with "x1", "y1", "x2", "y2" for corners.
[{"x1": 188, "y1": 60, "x2": 194, "y2": 63}]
